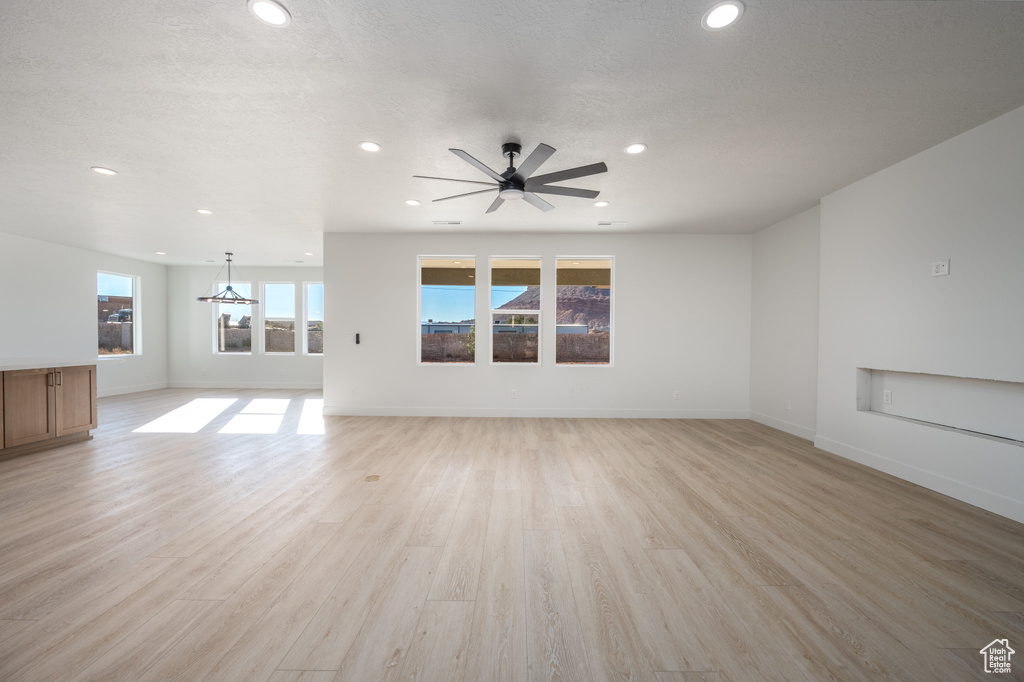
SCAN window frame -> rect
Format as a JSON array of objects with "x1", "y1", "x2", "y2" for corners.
[
  {"x1": 417, "y1": 255, "x2": 478, "y2": 366},
  {"x1": 212, "y1": 280, "x2": 254, "y2": 355},
  {"x1": 488, "y1": 256, "x2": 543, "y2": 366},
  {"x1": 303, "y1": 281, "x2": 325, "y2": 356},
  {"x1": 554, "y1": 256, "x2": 614, "y2": 368},
  {"x1": 97, "y1": 270, "x2": 141, "y2": 358}
]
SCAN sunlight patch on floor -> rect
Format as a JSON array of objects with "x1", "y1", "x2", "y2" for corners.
[
  {"x1": 297, "y1": 398, "x2": 325, "y2": 435},
  {"x1": 133, "y1": 398, "x2": 237, "y2": 433},
  {"x1": 133, "y1": 396, "x2": 324, "y2": 435},
  {"x1": 240, "y1": 398, "x2": 291, "y2": 415},
  {"x1": 218, "y1": 413, "x2": 285, "y2": 434}
]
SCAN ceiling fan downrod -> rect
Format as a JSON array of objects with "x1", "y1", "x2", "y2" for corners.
[
  {"x1": 501, "y1": 142, "x2": 522, "y2": 171},
  {"x1": 499, "y1": 143, "x2": 525, "y2": 199}
]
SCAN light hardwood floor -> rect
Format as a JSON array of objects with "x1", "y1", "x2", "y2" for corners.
[{"x1": 1, "y1": 388, "x2": 1022, "y2": 681}]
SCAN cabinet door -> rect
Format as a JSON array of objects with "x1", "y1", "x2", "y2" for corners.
[
  {"x1": 0, "y1": 373, "x2": 4, "y2": 449},
  {"x1": 3, "y1": 368, "x2": 56, "y2": 448},
  {"x1": 55, "y1": 365, "x2": 98, "y2": 437}
]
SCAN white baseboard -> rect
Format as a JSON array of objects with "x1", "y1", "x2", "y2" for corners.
[
  {"x1": 814, "y1": 435, "x2": 1024, "y2": 524},
  {"x1": 749, "y1": 411, "x2": 815, "y2": 441},
  {"x1": 323, "y1": 406, "x2": 751, "y2": 419},
  {"x1": 168, "y1": 381, "x2": 323, "y2": 390},
  {"x1": 98, "y1": 381, "x2": 169, "y2": 398}
]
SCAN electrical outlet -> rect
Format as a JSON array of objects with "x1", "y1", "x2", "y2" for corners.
[
  {"x1": 511, "y1": 389, "x2": 518, "y2": 399},
  {"x1": 673, "y1": 390, "x2": 681, "y2": 400},
  {"x1": 931, "y1": 260, "x2": 949, "y2": 277},
  {"x1": 883, "y1": 389, "x2": 892, "y2": 405},
  {"x1": 351, "y1": 388, "x2": 356, "y2": 397},
  {"x1": 785, "y1": 400, "x2": 791, "y2": 411}
]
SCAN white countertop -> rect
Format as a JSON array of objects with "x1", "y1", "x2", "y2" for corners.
[{"x1": 0, "y1": 359, "x2": 98, "y2": 372}]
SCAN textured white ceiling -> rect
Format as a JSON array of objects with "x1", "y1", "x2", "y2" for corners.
[{"x1": 2, "y1": 0, "x2": 1024, "y2": 265}]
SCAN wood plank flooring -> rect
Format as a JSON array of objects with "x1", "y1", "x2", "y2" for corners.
[{"x1": 1, "y1": 388, "x2": 1022, "y2": 681}]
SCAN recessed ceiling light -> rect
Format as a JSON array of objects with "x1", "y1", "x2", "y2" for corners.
[
  {"x1": 155, "y1": 251, "x2": 167, "y2": 255},
  {"x1": 624, "y1": 144, "x2": 646, "y2": 154},
  {"x1": 406, "y1": 199, "x2": 421, "y2": 206},
  {"x1": 594, "y1": 201, "x2": 610, "y2": 208},
  {"x1": 196, "y1": 209, "x2": 213, "y2": 215},
  {"x1": 360, "y1": 141, "x2": 382, "y2": 152},
  {"x1": 91, "y1": 166, "x2": 117, "y2": 175},
  {"x1": 247, "y1": 0, "x2": 291, "y2": 27},
  {"x1": 304, "y1": 252, "x2": 314, "y2": 256},
  {"x1": 702, "y1": 1, "x2": 744, "y2": 31}
]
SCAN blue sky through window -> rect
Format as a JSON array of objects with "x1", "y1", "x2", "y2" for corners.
[
  {"x1": 422, "y1": 285, "x2": 474, "y2": 323},
  {"x1": 98, "y1": 272, "x2": 133, "y2": 297},
  {"x1": 264, "y1": 283, "x2": 295, "y2": 318},
  {"x1": 307, "y1": 283, "x2": 324, "y2": 321},
  {"x1": 421, "y1": 286, "x2": 526, "y2": 321},
  {"x1": 491, "y1": 286, "x2": 527, "y2": 309}
]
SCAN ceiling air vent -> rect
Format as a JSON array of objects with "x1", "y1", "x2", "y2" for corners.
[
  {"x1": 597, "y1": 221, "x2": 628, "y2": 227},
  {"x1": 431, "y1": 220, "x2": 462, "y2": 226}
]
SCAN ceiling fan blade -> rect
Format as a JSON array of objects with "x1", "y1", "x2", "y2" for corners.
[
  {"x1": 433, "y1": 188, "x2": 498, "y2": 203},
  {"x1": 449, "y1": 149, "x2": 505, "y2": 182},
  {"x1": 512, "y1": 143, "x2": 556, "y2": 182},
  {"x1": 528, "y1": 185, "x2": 600, "y2": 199},
  {"x1": 525, "y1": 162, "x2": 608, "y2": 189},
  {"x1": 485, "y1": 196, "x2": 505, "y2": 213},
  {"x1": 523, "y1": 193, "x2": 555, "y2": 212},
  {"x1": 413, "y1": 175, "x2": 497, "y2": 187}
]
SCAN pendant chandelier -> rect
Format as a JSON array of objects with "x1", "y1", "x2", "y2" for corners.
[{"x1": 197, "y1": 252, "x2": 260, "y2": 305}]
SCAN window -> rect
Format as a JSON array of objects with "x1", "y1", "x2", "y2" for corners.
[
  {"x1": 97, "y1": 272, "x2": 136, "y2": 355},
  {"x1": 490, "y1": 258, "x2": 540, "y2": 364},
  {"x1": 419, "y1": 257, "x2": 475, "y2": 363},
  {"x1": 216, "y1": 281, "x2": 252, "y2": 354},
  {"x1": 556, "y1": 258, "x2": 612, "y2": 365},
  {"x1": 264, "y1": 283, "x2": 296, "y2": 354},
  {"x1": 306, "y1": 282, "x2": 324, "y2": 355}
]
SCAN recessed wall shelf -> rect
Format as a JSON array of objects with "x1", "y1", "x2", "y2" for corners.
[{"x1": 857, "y1": 368, "x2": 1024, "y2": 446}]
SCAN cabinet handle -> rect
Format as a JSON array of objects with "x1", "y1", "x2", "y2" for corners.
[
  {"x1": 56, "y1": 371, "x2": 62, "y2": 386},
  {"x1": 48, "y1": 372, "x2": 54, "y2": 386}
]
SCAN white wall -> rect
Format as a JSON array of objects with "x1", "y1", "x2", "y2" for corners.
[
  {"x1": 0, "y1": 231, "x2": 168, "y2": 397},
  {"x1": 816, "y1": 104, "x2": 1024, "y2": 523},
  {"x1": 167, "y1": 265, "x2": 324, "y2": 389},
  {"x1": 324, "y1": 232, "x2": 752, "y2": 417},
  {"x1": 749, "y1": 206, "x2": 820, "y2": 440}
]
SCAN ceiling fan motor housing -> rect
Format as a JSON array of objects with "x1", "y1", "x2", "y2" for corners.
[{"x1": 498, "y1": 177, "x2": 525, "y2": 200}]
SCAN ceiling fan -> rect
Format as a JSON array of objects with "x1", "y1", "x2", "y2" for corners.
[{"x1": 414, "y1": 142, "x2": 607, "y2": 213}]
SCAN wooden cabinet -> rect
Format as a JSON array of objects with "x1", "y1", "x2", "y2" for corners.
[
  {"x1": 2, "y1": 364, "x2": 97, "y2": 454},
  {"x1": 2, "y1": 367, "x2": 56, "y2": 447},
  {"x1": 55, "y1": 365, "x2": 98, "y2": 438}
]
